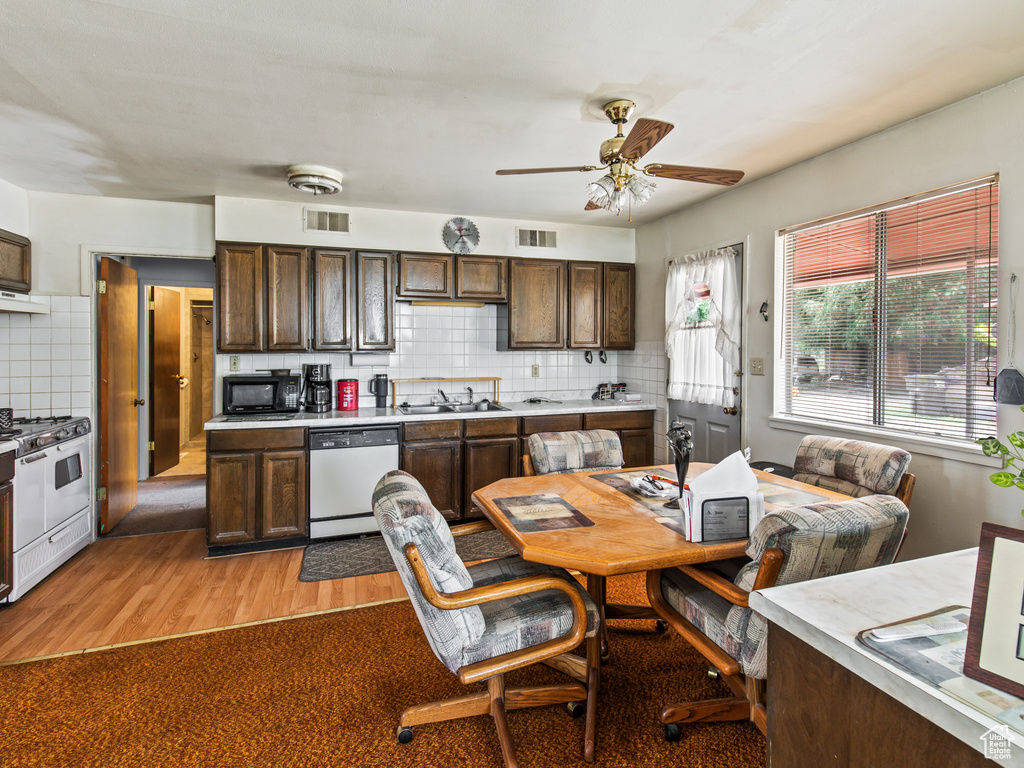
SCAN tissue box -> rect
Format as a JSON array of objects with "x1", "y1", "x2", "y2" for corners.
[{"x1": 683, "y1": 489, "x2": 764, "y2": 542}]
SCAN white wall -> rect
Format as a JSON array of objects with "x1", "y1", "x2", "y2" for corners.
[
  {"x1": 635, "y1": 76, "x2": 1024, "y2": 559},
  {"x1": 0, "y1": 176, "x2": 29, "y2": 237},
  {"x1": 215, "y1": 196, "x2": 635, "y2": 263}
]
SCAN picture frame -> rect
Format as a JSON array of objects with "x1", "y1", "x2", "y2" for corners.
[{"x1": 964, "y1": 522, "x2": 1024, "y2": 698}]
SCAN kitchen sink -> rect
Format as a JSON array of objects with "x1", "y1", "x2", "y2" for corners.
[
  {"x1": 445, "y1": 402, "x2": 510, "y2": 412},
  {"x1": 398, "y1": 402, "x2": 510, "y2": 415},
  {"x1": 397, "y1": 404, "x2": 452, "y2": 415}
]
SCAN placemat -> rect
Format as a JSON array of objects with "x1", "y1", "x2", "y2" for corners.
[
  {"x1": 591, "y1": 468, "x2": 680, "y2": 512},
  {"x1": 493, "y1": 493, "x2": 594, "y2": 532}
]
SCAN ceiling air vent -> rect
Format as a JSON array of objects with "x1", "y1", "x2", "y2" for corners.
[
  {"x1": 303, "y1": 207, "x2": 350, "y2": 234},
  {"x1": 516, "y1": 227, "x2": 558, "y2": 249}
]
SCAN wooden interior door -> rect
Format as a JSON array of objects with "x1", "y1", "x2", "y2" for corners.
[
  {"x1": 150, "y1": 286, "x2": 181, "y2": 476},
  {"x1": 99, "y1": 257, "x2": 139, "y2": 534}
]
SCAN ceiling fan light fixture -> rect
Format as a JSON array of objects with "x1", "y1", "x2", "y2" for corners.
[
  {"x1": 287, "y1": 164, "x2": 343, "y2": 195},
  {"x1": 586, "y1": 174, "x2": 617, "y2": 209},
  {"x1": 626, "y1": 174, "x2": 656, "y2": 205}
]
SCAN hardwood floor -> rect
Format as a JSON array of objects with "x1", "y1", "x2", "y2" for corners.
[
  {"x1": 154, "y1": 437, "x2": 207, "y2": 478},
  {"x1": 0, "y1": 529, "x2": 407, "y2": 664}
]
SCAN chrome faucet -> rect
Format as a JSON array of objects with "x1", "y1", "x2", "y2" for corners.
[
  {"x1": 437, "y1": 388, "x2": 450, "y2": 403},
  {"x1": 466, "y1": 387, "x2": 474, "y2": 404}
]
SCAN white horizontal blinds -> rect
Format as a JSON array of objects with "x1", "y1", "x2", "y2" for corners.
[{"x1": 781, "y1": 178, "x2": 998, "y2": 443}]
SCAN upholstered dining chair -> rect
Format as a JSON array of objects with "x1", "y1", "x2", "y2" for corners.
[
  {"x1": 523, "y1": 429, "x2": 625, "y2": 476},
  {"x1": 646, "y1": 494, "x2": 910, "y2": 740},
  {"x1": 791, "y1": 434, "x2": 916, "y2": 505},
  {"x1": 372, "y1": 470, "x2": 603, "y2": 767}
]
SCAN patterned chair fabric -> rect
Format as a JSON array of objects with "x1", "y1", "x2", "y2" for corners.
[
  {"x1": 792, "y1": 434, "x2": 910, "y2": 498},
  {"x1": 373, "y1": 470, "x2": 599, "y2": 675},
  {"x1": 659, "y1": 494, "x2": 909, "y2": 680},
  {"x1": 528, "y1": 429, "x2": 624, "y2": 475}
]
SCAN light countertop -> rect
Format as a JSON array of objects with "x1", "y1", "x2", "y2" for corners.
[
  {"x1": 205, "y1": 398, "x2": 656, "y2": 430},
  {"x1": 0, "y1": 440, "x2": 16, "y2": 454},
  {"x1": 750, "y1": 549, "x2": 1024, "y2": 765}
]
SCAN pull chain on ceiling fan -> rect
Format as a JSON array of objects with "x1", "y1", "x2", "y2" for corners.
[{"x1": 496, "y1": 99, "x2": 745, "y2": 218}]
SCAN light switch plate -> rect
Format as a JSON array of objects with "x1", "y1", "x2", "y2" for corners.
[{"x1": 750, "y1": 357, "x2": 765, "y2": 376}]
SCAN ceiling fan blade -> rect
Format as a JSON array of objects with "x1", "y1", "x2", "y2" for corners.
[
  {"x1": 619, "y1": 118, "x2": 674, "y2": 161},
  {"x1": 643, "y1": 163, "x2": 745, "y2": 186},
  {"x1": 585, "y1": 201, "x2": 602, "y2": 211},
  {"x1": 496, "y1": 166, "x2": 598, "y2": 175}
]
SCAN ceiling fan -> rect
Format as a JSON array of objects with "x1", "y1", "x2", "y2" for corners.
[{"x1": 496, "y1": 99, "x2": 744, "y2": 216}]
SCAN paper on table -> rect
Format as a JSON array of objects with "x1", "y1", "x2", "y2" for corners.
[
  {"x1": 688, "y1": 450, "x2": 758, "y2": 497},
  {"x1": 683, "y1": 451, "x2": 762, "y2": 541}
]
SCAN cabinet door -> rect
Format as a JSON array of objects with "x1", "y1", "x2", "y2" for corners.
[
  {"x1": 500, "y1": 258, "x2": 566, "y2": 349},
  {"x1": 456, "y1": 255, "x2": 506, "y2": 301},
  {"x1": 398, "y1": 253, "x2": 453, "y2": 299},
  {"x1": 266, "y1": 246, "x2": 309, "y2": 351},
  {"x1": 0, "y1": 483, "x2": 11, "y2": 601},
  {"x1": 603, "y1": 263, "x2": 635, "y2": 350},
  {"x1": 260, "y1": 450, "x2": 308, "y2": 539},
  {"x1": 217, "y1": 243, "x2": 264, "y2": 352},
  {"x1": 568, "y1": 261, "x2": 602, "y2": 348},
  {"x1": 620, "y1": 428, "x2": 654, "y2": 468},
  {"x1": 401, "y1": 441, "x2": 461, "y2": 520},
  {"x1": 355, "y1": 251, "x2": 395, "y2": 351},
  {"x1": 464, "y1": 437, "x2": 520, "y2": 515},
  {"x1": 313, "y1": 249, "x2": 352, "y2": 350},
  {"x1": 0, "y1": 228, "x2": 31, "y2": 294},
  {"x1": 207, "y1": 452, "x2": 258, "y2": 545}
]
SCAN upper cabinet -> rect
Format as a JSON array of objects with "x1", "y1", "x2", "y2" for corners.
[
  {"x1": 567, "y1": 261, "x2": 603, "y2": 349},
  {"x1": 355, "y1": 251, "x2": 395, "y2": 351},
  {"x1": 312, "y1": 249, "x2": 352, "y2": 350},
  {"x1": 456, "y1": 255, "x2": 506, "y2": 301},
  {"x1": 397, "y1": 253, "x2": 507, "y2": 302},
  {"x1": 217, "y1": 243, "x2": 265, "y2": 352},
  {"x1": 265, "y1": 246, "x2": 309, "y2": 351},
  {"x1": 602, "y1": 263, "x2": 635, "y2": 350},
  {"x1": 0, "y1": 228, "x2": 31, "y2": 294},
  {"x1": 498, "y1": 258, "x2": 567, "y2": 350}
]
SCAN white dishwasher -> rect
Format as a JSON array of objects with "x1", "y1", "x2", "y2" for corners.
[{"x1": 308, "y1": 424, "x2": 400, "y2": 539}]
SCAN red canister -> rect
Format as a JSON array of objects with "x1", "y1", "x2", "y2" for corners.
[{"x1": 338, "y1": 379, "x2": 358, "y2": 411}]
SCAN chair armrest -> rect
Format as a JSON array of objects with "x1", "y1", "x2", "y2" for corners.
[
  {"x1": 449, "y1": 519, "x2": 495, "y2": 537},
  {"x1": 677, "y1": 548, "x2": 784, "y2": 608},
  {"x1": 403, "y1": 542, "x2": 589, "y2": 684}
]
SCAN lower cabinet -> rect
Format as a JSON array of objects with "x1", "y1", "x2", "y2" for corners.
[
  {"x1": 584, "y1": 410, "x2": 655, "y2": 467},
  {"x1": 401, "y1": 421, "x2": 462, "y2": 520},
  {"x1": 463, "y1": 418, "x2": 520, "y2": 516},
  {"x1": 207, "y1": 428, "x2": 307, "y2": 549},
  {"x1": 0, "y1": 479, "x2": 12, "y2": 602}
]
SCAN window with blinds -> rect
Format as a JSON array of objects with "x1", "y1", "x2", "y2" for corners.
[{"x1": 779, "y1": 176, "x2": 999, "y2": 444}]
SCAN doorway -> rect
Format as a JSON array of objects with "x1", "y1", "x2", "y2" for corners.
[{"x1": 97, "y1": 254, "x2": 216, "y2": 538}]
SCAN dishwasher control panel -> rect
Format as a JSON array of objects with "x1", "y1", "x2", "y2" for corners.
[{"x1": 309, "y1": 425, "x2": 400, "y2": 451}]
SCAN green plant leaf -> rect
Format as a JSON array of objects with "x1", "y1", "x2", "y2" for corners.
[
  {"x1": 1011, "y1": 433, "x2": 1024, "y2": 450},
  {"x1": 990, "y1": 471, "x2": 1017, "y2": 487}
]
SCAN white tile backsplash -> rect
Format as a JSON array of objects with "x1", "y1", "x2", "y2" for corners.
[{"x1": 0, "y1": 297, "x2": 93, "y2": 419}]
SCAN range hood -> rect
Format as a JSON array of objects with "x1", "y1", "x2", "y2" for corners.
[{"x1": 0, "y1": 291, "x2": 50, "y2": 315}]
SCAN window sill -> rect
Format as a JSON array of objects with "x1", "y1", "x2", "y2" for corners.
[{"x1": 768, "y1": 415, "x2": 1003, "y2": 468}]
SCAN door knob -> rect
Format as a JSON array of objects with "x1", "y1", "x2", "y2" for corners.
[
  {"x1": 723, "y1": 406, "x2": 738, "y2": 415},
  {"x1": 134, "y1": 398, "x2": 146, "y2": 407}
]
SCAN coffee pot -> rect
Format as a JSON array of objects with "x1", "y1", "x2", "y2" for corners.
[{"x1": 302, "y1": 363, "x2": 332, "y2": 413}]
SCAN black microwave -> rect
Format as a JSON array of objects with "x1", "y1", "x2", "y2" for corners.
[{"x1": 223, "y1": 374, "x2": 301, "y2": 414}]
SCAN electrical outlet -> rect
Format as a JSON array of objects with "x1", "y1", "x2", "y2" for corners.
[
  {"x1": 750, "y1": 357, "x2": 765, "y2": 376},
  {"x1": 532, "y1": 364, "x2": 540, "y2": 378},
  {"x1": 230, "y1": 355, "x2": 241, "y2": 372}
]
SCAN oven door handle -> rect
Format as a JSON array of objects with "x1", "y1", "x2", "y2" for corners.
[{"x1": 20, "y1": 451, "x2": 48, "y2": 464}]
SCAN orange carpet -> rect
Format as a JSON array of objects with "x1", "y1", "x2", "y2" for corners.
[{"x1": 0, "y1": 574, "x2": 765, "y2": 768}]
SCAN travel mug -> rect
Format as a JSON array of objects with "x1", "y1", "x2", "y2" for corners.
[{"x1": 368, "y1": 374, "x2": 389, "y2": 408}]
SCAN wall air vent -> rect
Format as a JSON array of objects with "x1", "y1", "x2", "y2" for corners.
[
  {"x1": 516, "y1": 227, "x2": 558, "y2": 249},
  {"x1": 303, "y1": 207, "x2": 350, "y2": 234}
]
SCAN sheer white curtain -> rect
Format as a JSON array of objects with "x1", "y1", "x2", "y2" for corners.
[{"x1": 665, "y1": 247, "x2": 740, "y2": 407}]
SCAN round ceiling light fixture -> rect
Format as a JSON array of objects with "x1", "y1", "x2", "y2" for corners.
[{"x1": 286, "y1": 164, "x2": 343, "y2": 195}]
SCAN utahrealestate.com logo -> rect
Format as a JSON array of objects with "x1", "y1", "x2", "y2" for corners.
[{"x1": 980, "y1": 725, "x2": 1017, "y2": 760}]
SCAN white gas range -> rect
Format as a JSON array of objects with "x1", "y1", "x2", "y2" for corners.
[{"x1": 1, "y1": 415, "x2": 92, "y2": 603}]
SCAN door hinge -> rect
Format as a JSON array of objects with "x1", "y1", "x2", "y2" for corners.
[
  {"x1": 148, "y1": 300, "x2": 155, "y2": 310},
  {"x1": 148, "y1": 441, "x2": 155, "y2": 451},
  {"x1": 96, "y1": 486, "x2": 107, "y2": 501},
  {"x1": 95, "y1": 279, "x2": 107, "y2": 294}
]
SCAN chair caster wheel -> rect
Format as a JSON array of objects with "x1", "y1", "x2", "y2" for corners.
[
  {"x1": 655, "y1": 619, "x2": 669, "y2": 633},
  {"x1": 567, "y1": 701, "x2": 585, "y2": 719},
  {"x1": 397, "y1": 726, "x2": 414, "y2": 744},
  {"x1": 707, "y1": 666, "x2": 720, "y2": 681},
  {"x1": 665, "y1": 723, "x2": 681, "y2": 741}
]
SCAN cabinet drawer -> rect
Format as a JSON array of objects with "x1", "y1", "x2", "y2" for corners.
[
  {"x1": 208, "y1": 428, "x2": 306, "y2": 453},
  {"x1": 521, "y1": 414, "x2": 583, "y2": 435},
  {"x1": 403, "y1": 420, "x2": 461, "y2": 442},
  {"x1": 463, "y1": 417, "x2": 518, "y2": 438},
  {"x1": 585, "y1": 410, "x2": 654, "y2": 431}
]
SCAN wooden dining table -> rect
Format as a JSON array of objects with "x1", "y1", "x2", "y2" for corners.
[{"x1": 471, "y1": 463, "x2": 854, "y2": 653}]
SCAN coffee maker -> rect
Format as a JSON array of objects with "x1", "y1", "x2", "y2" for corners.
[{"x1": 302, "y1": 363, "x2": 332, "y2": 413}]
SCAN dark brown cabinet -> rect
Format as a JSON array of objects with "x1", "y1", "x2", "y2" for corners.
[
  {"x1": 401, "y1": 420, "x2": 462, "y2": 520},
  {"x1": 207, "y1": 428, "x2": 307, "y2": 550},
  {"x1": 498, "y1": 258, "x2": 567, "y2": 350},
  {"x1": 584, "y1": 410, "x2": 654, "y2": 467},
  {"x1": 0, "y1": 476, "x2": 12, "y2": 602},
  {"x1": 266, "y1": 246, "x2": 309, "y2": 351},
  {"x1": 397, "y1": 252, "x2": 453, "y2": 299},
  {"x1": 602, "y1": 263, "x2": 635, "y2": 350},
  {"x1": 520, "y1": 413, "x2": 584, "y2": 463},
  {"x1": 312, "y1": 248, "x2": 352, "y2": 350},
  {"x1": 0, "y1": 228, "x2": 31, "y2": 294},
  {"x1": 355, "y1": 251, "x2": 395, "y2": 351},
  {"x1": 463, "y1": 418, "x2": 520, "y2": 515},
  {"x1": 568, "y1": 261, "x2": 603, "y2": 349},
  {"x1": 456, "y1": 255, "x2": 506, "y2": 301}
]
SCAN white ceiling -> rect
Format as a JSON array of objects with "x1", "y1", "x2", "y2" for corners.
[{"x1": 2, "y1": 0, "x2": 1024, "y2": 228}]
